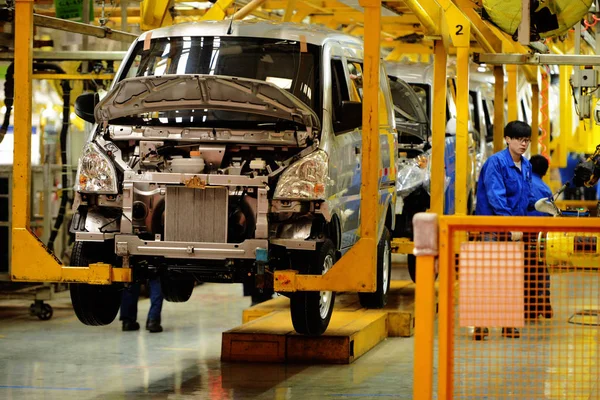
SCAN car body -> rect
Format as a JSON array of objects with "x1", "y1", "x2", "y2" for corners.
[{"x1": 70, "y1": 21, "x2": 397, "y2": 335}]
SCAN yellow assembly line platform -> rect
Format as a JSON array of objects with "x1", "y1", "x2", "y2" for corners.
[{"x1": 222, "y1": 280, "x2": 433, "y2": 364}]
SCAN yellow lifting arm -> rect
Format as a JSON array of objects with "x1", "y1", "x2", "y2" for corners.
[
  {"x1": 202, "y1": 0, "x2": 235, "y2": 20},
  {"x1": 140, "y1": 0, "x2": 173, "y2": 30}
]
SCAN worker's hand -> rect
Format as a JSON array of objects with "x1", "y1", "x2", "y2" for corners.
[
  {"x1": 573, "y1": 161, "x2": 594, "y2": 187},
  {"x1": 510, "y1": 231, "x2": 523, "y2": 242}
]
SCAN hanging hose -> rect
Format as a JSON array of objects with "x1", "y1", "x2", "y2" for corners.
[
  {"x1": 0, "y1": 63, "x2": 14, "y2": 144},
  {"x1": 47, "y1": 79, "x2": 71, "y2": 252},
  {"x1": 0, "y1": 61, "x2": 71, "y2": 251},
  {"x1": 28, "y1": 63, "x2": 72, "y2": 253}
]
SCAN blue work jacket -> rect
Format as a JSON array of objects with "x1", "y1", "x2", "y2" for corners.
[
  {"x1": 528, "y1": 173, "x2": 553, "y2": 216},
  {"x1": 475, "y1": 148, "x2": 535, "y2": 216}
]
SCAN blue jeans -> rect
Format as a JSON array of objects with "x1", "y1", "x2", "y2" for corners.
[{"x1": 120, "y1": 277, "x2": 164, "y2": 322}]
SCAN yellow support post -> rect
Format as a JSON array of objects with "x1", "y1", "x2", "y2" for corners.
[
  {"x1": 507, "y1": 64, "x2": 518, "y2": 122},
  {"x1": 13, "y1": 0, "x2": 34, "y2": 231},
  {"x1": 437, "y1": 217, "x2": 453, "y2": 399},
  {"x1": 413, "y1": 252, "x2": 437, "y2": 400},
  {"x1": 430, "y1": 40, "x2": 447, "y2": 215},
  {"x1": 437, "y1": 0, "x2": 470, "y2": 215},
  {"x1": 455, "y1": 44, "x2": 470, "y2": 215},
  {"x1": 541, "y1": 69, "x2": 551, "y2": 184},
  {"x1": 493, "y1": 65, "x2": 505, "y2": 153},
  {"x1": 274, "y1": 0, "x2": 381, "y2": 293},
  {"x1": 558, "y1": 65, "x2": 573, "y2": 168},
  {"x1": 531, "y1": 83, "x2": 540, "y2": 155}
]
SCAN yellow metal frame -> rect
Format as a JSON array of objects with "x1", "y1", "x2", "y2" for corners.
[
  {"x1": 140, "y1": 0, "x2": 173, "y2": 30},
  {"x1": 11, "y1": 0, "x2": 131, "y2": 284},
  {"x1": 274, "y1": 0, "x2": 382, "y2": 293},
  {"x1": 531, "y1": 84, "x2": 540, "y2": 155},
  {"x1": 33, "y1": 73, "x2": 115, "y2": 80},
  {"x1": 391, "y1": 237, "x2": 415, "y2": 254},
  {"x1": 430, "y1": 40, "x2": 447, "y2": 215},
  {"x1": 507, "y1": 64, "x2": 518, "y2": 122},
  {"x1": 557, "y1": 65, "x2": 574, "y2": 168},
  {"x1": 439, "y1": 1, "x2": 470, "y2": 215}
]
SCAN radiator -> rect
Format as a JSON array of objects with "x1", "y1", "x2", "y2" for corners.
[{"x1": 165, "y1": 186, "x2": 228, "y2": 243}]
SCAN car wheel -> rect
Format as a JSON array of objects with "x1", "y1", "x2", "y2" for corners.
[
  {"x1": 161, "y1": 274, "x2": 195, "y2": 302},
  {"x1": 290, "y1": 239, "x2": 336, "y2": 336},
  {"x1": 359, "y1": 227, "x2": 392, "y2": 308},
  {"x1": 69, "y1": 242, "x2": 122, "y2": 326}
]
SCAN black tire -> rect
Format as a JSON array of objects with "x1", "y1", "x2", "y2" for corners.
[
  {"x1": 37, "y1": 304, "x2": 53, "y2": 321},
  {"x1": 408, "y1": 254, "x2": 417, "y2": 283},
  {"x1": 359, "y1": 227, "x2": 392, "y2": 308},
  {"x1": 290, "y1": 239, "x2": 336, "y2": 336},
  {"x1": 161, "y1": 276, "x2": 194, "y2": 303},
  {"x1": 69, "y1": 241, "x2": 122, "y2": 326}
]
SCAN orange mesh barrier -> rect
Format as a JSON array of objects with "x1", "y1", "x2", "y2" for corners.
[{"x1": 433, "y1": 216, "x2": 600, "y2": 400}]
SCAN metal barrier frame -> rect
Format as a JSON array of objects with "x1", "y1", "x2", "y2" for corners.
[{"x1": 413, "y1": 214, "x2": 600, "y2": 400}]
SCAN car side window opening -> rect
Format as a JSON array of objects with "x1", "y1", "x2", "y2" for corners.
[
  {"x1": 331, "y1": 58, "x2": 351, "y2": 134},
  {"x1": 347, "y1": 61, "x2": 363, "y2": 102},
  {"x1": 389, "y1": 77, "x2": 424, "y2": 124}
]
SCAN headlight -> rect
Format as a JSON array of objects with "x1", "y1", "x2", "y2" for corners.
[
  {"x1": 274, "y1": 150, "x2": 328, "y2": 200},
  {"x1": 75, "y1": 143, "x2": 118, "y2": 194}
]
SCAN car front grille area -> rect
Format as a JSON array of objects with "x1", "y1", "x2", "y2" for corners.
[{"x1": 164, "y1": 186, "x2": 229, "y2": 243}]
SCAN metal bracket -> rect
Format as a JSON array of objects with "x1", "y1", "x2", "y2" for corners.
[{"x1": 475, "y1": 53, "x2": 600, "y2": 66}]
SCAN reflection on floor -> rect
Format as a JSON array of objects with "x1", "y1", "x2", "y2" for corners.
[
  {"x1": 0, "y1": 267, "x2": 419, "y2": 400},
  {"x1": 1, "y1": 267, "x2": 598, "y2": 399}
]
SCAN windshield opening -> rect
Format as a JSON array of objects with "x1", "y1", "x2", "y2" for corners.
[{"x1": 115, "y1": 36, "x2": 321, "y2": 128}]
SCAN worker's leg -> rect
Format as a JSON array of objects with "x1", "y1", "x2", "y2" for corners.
[
  {"x1": 120, "y1": 283, "x2": 141, "y2": 331},
  {"x1": 146, "y1": 277, "x2": 164, "y2": 333}
]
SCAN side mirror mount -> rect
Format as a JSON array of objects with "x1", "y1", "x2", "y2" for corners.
[
  {"x1": 74, "y1": 92, "x2": 99, "y2": 124},
  {"x1": 334, "y1": 101, "x2": 363, "y2": 133}
]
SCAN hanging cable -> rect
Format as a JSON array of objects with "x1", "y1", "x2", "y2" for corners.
[{"x1": 0, "y1": 63, "x2": 14, "y2": 144}]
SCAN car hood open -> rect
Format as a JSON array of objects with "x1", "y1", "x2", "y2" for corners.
[{"x1": 95, "y1": 74, "x2": 320, "y2": 133}]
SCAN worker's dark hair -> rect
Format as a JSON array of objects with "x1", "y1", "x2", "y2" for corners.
[
  {"x1": 504, "y1": 120, "x2": 532, "y2": 139},
  {"x1": 530, "y1": 154, "x2": 549, "y2": 177}
]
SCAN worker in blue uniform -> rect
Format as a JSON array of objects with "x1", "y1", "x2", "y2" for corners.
[
  {"x1": 473, "y1": 120, "x2": 538, "y2": 341},
  {"x1": 528, "y1": 155, "x2": 553, "y2": 216},
  {"x1": 525, "y1": 155, "x2": 553, "y2": 320},
  {"x1": 120, "y1": 276, "x2": 164, "y2": 333}
]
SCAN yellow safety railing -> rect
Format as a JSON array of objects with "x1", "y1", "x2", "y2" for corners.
[{"x1": 413, "y1": 214, "x2": 600, "y2": 400}]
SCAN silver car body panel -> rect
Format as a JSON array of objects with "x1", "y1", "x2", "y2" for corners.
[
  {"x1": 79, "y1": 21, "x2": 396, "y2": 262},
  {"x1": 108, "y1": 124, "x2": 309, "y2": 147},
  {"x1": 115, "y1": 235, "x2": 268, "y2": 260}
]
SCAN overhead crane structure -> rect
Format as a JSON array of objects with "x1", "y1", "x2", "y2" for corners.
[{"x1": 7, "y1": 0, "x2": 596, "y2": 292}]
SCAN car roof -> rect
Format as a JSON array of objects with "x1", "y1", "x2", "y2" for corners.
[{"x1": 138, "y1": 20, "x2": 364, "y2": 49}]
